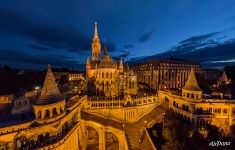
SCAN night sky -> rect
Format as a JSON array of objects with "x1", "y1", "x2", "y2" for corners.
[{"x1": 0, "y1": 0, "x2": 235, "y2": 70}]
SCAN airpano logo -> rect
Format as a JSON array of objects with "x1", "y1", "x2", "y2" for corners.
[{"x1": 209, "y1": 141, "x2": 230, "y2": 147}]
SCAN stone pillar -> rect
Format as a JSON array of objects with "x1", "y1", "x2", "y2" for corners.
[
  {"x1": 42, "y1": 109, "x2": 46, "y2": 119},
  {"x1": 49, "y1": 109, "x2": 53, "y2": 118},
  {"x1": 56, "y1": 107, "x2": 60, "y2": 115},
  {"x1": 99, "y1": 128, "x2": 106, "y2": 150}
]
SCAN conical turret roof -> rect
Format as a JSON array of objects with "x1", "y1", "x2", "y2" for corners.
[
  {"x1": 221, "y1": 70, "x2": 229, "y2": 82},
  {"x1": 36, "y1": 65, "x2": 62, "y2": 104},
  {"x1": 183, "y1": 68, "x2": 202, "y2": 91}
]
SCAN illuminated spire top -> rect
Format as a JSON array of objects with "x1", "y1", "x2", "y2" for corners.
[
  {"x1": 94, "y1": 22, "x2": 98, "y2": 38},
  {"x1": 183, "y1": 68, "x2": 201, "y2": 91},
  {"x1": 86, "y1": 57, "x2": 90, "y2": 66}
]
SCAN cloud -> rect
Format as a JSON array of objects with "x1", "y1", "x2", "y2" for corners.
[
  {"x1": 171, "y1": 32, "x2": 220, "y2": 52},
  {"x1": 138, "y1": 28, "x2": 157, "y2": 43},
  {"x1": 0, "y1": 8, "x2": 116, "y2": 53},
  {"x1": 123, "y1": 44, "x2": 134, "y2": 49},
  {"x1": 28, "y1": 44, "x2": 50, "y2": 51},
  {"x1": 101, "y1": 41, "x2": 116, "y2": 52},
  {"x1": 224, "y1": 15, "x2": 235, "y2": 24},
  {"x1": 0, "y1": 49, "x2": 80, "y2": 68},
  {"x1": 112, "y1": 50, "x2": 130, "y2": 60}
]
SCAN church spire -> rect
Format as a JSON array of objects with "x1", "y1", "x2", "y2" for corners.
[
  {"x1": 92, "y1": 22, "x2": 101, "y2": 61},
  {"x1": 94, "y1": 22, "x2": 98, "y2": 38},
  {"x1": 40, "y1": 64, "x2": 60, "y2": 98}
]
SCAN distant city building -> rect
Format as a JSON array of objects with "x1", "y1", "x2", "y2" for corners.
[
  {"x1": 204, "y1": 69, "x2": 221, "y2": 81},
  {"x1": 0, "y1": 95, "x2": 13, "y2": 104},
  {"x1": 0, "y1": 95, "x2": 13, "y2": 113},
  {"x1": 53, "y1": 71, "x2": 69, "y2": 81},
  {"x1": 131, "y1": 60, "x2": 203, "y2": 90},
  {"x1": 68, "y1": 73, "x2": 84, "y2": 81},
  {"x1": 86, "y1": 23, "x2": 138, "y2": 97},
  {"x1": 11, "y1": 97, "x2": 31, "y2": 115}
]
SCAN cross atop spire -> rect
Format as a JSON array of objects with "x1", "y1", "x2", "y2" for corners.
[{"x1": 40, "y1": 65, "x2": 60, "y2": 98}]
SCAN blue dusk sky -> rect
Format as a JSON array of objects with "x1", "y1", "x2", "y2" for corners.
[{"x1": 0, "y1": 0, "x2": 235, "y2": 70}]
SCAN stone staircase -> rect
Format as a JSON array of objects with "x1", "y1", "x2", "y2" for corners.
[{"x1": 125, "y1": 131, "x2": 154, "y2": 150}]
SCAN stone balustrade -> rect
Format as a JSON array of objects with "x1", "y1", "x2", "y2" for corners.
[{"x1": 87, "y1": 95, "x2": 159, "y2": 109}]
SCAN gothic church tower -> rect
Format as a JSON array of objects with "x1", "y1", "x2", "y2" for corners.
[{"x1": 91, "y1": 22, "x2": 101, "y2": 61}]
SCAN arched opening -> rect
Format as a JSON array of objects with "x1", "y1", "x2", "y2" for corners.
[
  {"x1": 44, "y1": 110, "x2": 50, "y2": 119},
  {"x1": 37, "y1": 111, "x2": 42, "y2": 119},
  {"x1": 105, "y1": 131, "x2": 119, "y2": 150},
  {"x1": 38, "y1": 134, "x2": 44, "y2": 144},
  {"x1": 165, "y1": 97, "x2": 169, "y2": 102},
  {"x1": 186, "y1": 93, "x2": 189, "y2": 98},
  {"x1": 86, "y1": 126, "x2": 99, "y2": 150},
  {"x1": 60, "y1": 107, "x2": 63, "y2": 113},
  {"x1": 191, "y1": 93, "x2": 194, "y2": 99},
  {"x1": 52, "y1": 107, "x2": 57, "y2": 116}
]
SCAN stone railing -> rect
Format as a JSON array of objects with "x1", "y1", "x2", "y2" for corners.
[
  {"x1": 145, "y1": 127, "x2": 157, "y2": 150},
  {"x1": 87, "y1": 95, "x2": 159, "y2": 109},
  {"x1": 37, "y1": 122, "x2": 80, "y2": 150},
  {"x1": 159, "y1": 90, "x2": 235, "y2": 103},
  {"x1": 0, "y1": 120, "x2": 33, "y2": 136},
  {"x1": 172, "y1": 107, "x2": 214, "y2": 118}
]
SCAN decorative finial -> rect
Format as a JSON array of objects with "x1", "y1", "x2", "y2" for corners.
[{"x1": 48, "y1": 64, "x2": 51, "y2": 69}]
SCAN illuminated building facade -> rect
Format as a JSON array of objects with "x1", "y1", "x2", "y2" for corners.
[
  {"x1": 132, "y1": 60, "x2": 203, "y2": 90},
  {"x1": 86, "y1": 23, "x2": 138, "y2": 97}
]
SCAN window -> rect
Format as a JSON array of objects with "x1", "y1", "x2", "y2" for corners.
[{"x1": 223, "y1": 109, "x2": 227, "y2": 114}]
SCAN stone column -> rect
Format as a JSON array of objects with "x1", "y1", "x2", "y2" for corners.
[{"x1": 99, "y1": 128, "x2": 106, "y2": 150}]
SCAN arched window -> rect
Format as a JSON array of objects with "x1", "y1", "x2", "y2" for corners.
[
  {"x1": 106, "y1": 72, "x2": 109, "y2": 78},
  {"x1": 53, "y1": 107, "x2": 57, "y2": 116},
  {"x1": 45, "y1": 110, "x2": 50, "y2": 119},
  {"x1": 186, "y1": 93, "x2": 189, "y2": 98},
  {"x1": 191, "y1": 93, "x2": 194, "y2": 99},
  {"x1": 37, "y1": 111, "x2": 42, "y2": 119}
]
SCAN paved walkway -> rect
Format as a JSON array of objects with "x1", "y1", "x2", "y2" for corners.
[{"x1": 81, "y1": 102, "x2": 169, "y2": 150}]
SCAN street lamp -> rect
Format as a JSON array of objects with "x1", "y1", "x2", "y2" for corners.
[{"x1": 122, "y1": 123, "x2": 125, "y2": 133}]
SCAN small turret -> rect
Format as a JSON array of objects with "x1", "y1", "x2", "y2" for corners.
[{"x1": 33, "y1": 65, "x2": 65, "y2": 124}]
